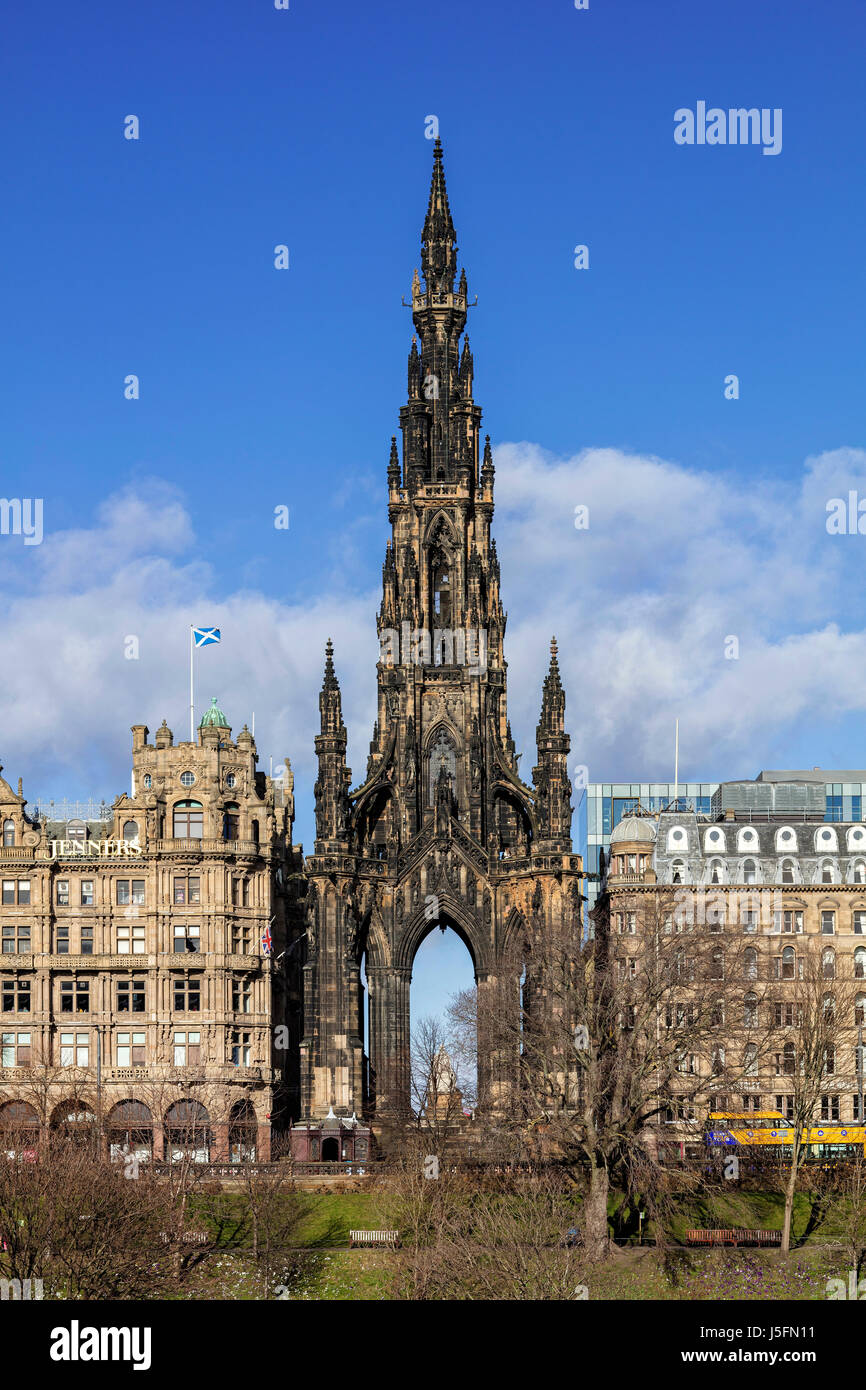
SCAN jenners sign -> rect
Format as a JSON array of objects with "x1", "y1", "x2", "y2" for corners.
[{"x1": 48, "y1": 838, "x2": 143, "y2": 859}]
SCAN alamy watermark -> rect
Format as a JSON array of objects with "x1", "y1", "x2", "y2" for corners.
[
  {"x1": 0, "y1": 497, "x2": 43, "y2": 546},
  {"x1": 380, "y1": 624, "x2": 487, "y2": 673},
  {"x1": 1, "y1": 1277, "x2": 43, "y2": 1300},
  {"x1": 826, "y1": 1270, "x2": 866, "y2": 1300},
  {"x1": 674, "y1": 103, "x2": 782, "y2": 156}
]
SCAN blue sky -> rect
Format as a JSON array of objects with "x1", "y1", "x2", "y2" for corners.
[{"x1": 2, "y1": 0, "x2": 866, "y2": 1024}]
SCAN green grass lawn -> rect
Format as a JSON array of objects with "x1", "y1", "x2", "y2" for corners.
[
  {"x1": 184, "y1": 1184, "x2": 858, "y2": 1299},
  {"x1": 293, "y1": 1190, "x2": 377, "y2": 1246}
]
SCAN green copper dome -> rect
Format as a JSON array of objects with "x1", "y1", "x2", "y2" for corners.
[{"x1": 199, "y1": 696, "x2": 229, "y2": 729}]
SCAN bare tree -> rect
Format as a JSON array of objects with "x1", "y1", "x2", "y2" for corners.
[
  {"x1": 376, "y1": 1161, "x2": 586, "y2": 1300},
  {"x1": 241, "y1": 1160, "x2": 304, "y2": 1295},
  {"x1": 0, "y1": 1130, "x2": 175, "y2": 1299},
  {"x1": 444, "y1": 987, "x2": 478, "y2": 1110},
  {"x1": 409, "y1": 1014, "x2": 469, "y2": 1157},
  {"x1": 759, "y1": 946, "x2": 859, "y2": 1253},
  {"x1": 478, "y1": 885, "x2": 760, "y2": 1259}
]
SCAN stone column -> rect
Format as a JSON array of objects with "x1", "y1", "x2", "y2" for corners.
[{"x1": 367, "y1": 965, "x2": 412, "y2": 1118}]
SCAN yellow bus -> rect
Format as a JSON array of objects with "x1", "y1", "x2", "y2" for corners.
[{"x1": 706, "y1": 1111, "x2": 866, "y2": 1161}]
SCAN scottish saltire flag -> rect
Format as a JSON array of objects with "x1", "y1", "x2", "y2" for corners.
[
  {"x1": 193, "y1": 627, "x2": 221, "y2": 647},
  {"x1": 261, "y1": 925, "x2": 273, "y2": 956}
]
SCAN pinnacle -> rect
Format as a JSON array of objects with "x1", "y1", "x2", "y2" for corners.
[
  {"x1": 421, "y1": 136, "x2": 457, "y2": 290},
  {"x1": 323, "y1": 639, "x2": 339, "y2": 691}
]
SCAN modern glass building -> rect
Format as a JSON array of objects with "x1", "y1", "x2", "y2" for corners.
[{"x1": 577, "y1": 782, "x2": 719, "y2": 916}]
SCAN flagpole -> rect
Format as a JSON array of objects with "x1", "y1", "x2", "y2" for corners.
[{"x1": 190, "y1": 626, "x2": 195, "y2": 744}]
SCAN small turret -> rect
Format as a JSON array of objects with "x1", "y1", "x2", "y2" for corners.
[
  {"x1": 532, "y1": 638, "x2": 572, "y2": 849},
  {"x1": 314, "y1": 641, "x2": 350, "y2": 849}
]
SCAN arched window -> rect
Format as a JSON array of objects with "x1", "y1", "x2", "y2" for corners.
[
  {"x1": 50, "y1": 1102, "x2": 97, "y2": 1147},
  {"x1": 708, "y1": 859, "x2": 725, "y2": 885},
  {"x1": 107, "y1": 1100, "x2": 153, "y2": 1164},
  {"x1": 0, "y1": 1099, "x2": 39, "y2": 1157},
  {"x1": 742, "y1": 859, "x2": 757, "y2": 885},
  {"x1": 743, "y1": 993, "x2": 758, "y2": 1027},
  {"x1": 671, "y1": 859, "x2": 686, "y2": 884},
  {"x1": 822, "y1": 947, "x2": 836, "y2": 980},
  {"x1": 356, "y1": 788, "x2": 398, "y2": 861},
  {"x1": 856, "y1": 995, "x2": 866, "y2": 1027},
  {"x1": 744, "y1": 1042, "x2": 758, "y2": 1076},
  {"x1": 223, "y1": 803, "x2": 240, "y2": 842},
  {"x1": 852, "y1": 860, "x2": 866, "y2": 885},
  {"x1": 428, "y1": 731, "x2": 457, "y2": 808},
  {"x1": 781, "y1": 946, "x2": 796, "y2": 980},
  {"x1": 2, "y1": 820, "x2": 14, "y2": 847},
  {"x1": 820, "y1": 861, "x2": 835, "y2": 884},
  {"x1": 432, "y1": 557, "x2": 452, "y2": 627},
  {"x1": 494, "y1": 792, "x2": 531, "y2": 859},
  {"x1": 743, "y1": 947, "x2": 758, "y2": 980},
  {"x1": 855, "y1": 946, "x2": 866, "y2": 980},
  {"x1": 780, "y1": 859, "x2": 796, "y2": 884},
  {"x1": 122, "y1": 820, "x2": 138, "y2": 842},
  {"x1": 229, "y1": 1099, "x2": 257, "y2": 1163},
  {"x1": 164, "y1": 1100, "x2": 211, "y2": 1163},
  {"x1": 173, "y1": 801, "x2": 203, "y2": 839}
]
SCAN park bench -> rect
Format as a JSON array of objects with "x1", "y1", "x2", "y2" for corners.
[
  {"x1": 686, "y1": 1228, "x2": 781, "y2": 1247},
  {"x1": 349, "y1": 1229, "x2": 400, "y2": 1248}
]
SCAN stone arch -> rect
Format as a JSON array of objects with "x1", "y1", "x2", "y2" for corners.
[
  {"x1": 501, "y1": 904, "x2": 532, "y2": 970},
  {"x1": 423, "y1": 508, "x2": 459, "y2": 549},
  {"x1": 164, "y1": 1099, "x2": 211, "y2": 1162},
  {"x1": 351, "y1": 782, "x2": 400, "y2": 858},
  {"x1": 397, "y1": 892, "x2": 488, "y2": 975},
  {"x1": 491, "y1": 784, "x2": 534, "y2": 859},
  {"x1": 106, "y1": 1099, "x2": 153, "y2": 1162},
  {"x1": 0, "y1": 1099, "x2": 40, "y2": 1154},
  {"x1": 50, "y1": 1099, "x2": 97, "y2": 1145},
  {"x1": 228, "y1": 1098, "x2": 258, "y2": 1162},
  {"x1": 358, "y1": 903, "x2": 391, "y2": 971}
]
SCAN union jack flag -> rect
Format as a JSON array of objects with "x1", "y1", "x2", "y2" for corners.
[{"x1": 261, "y1": 925, "x2": 273, "y2": 956}]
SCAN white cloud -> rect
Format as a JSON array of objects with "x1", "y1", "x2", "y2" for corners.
[
  {"x1": 494, "y1": 442, "x2": 866, "y2": 782},
  {"x1": 3, "y1": 445, "x2": 866, "y2": 845}
]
